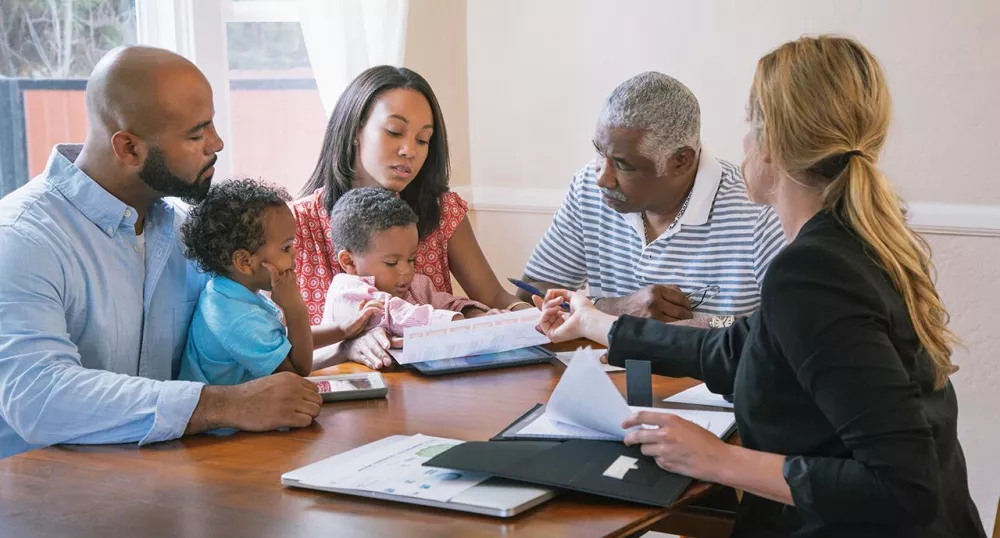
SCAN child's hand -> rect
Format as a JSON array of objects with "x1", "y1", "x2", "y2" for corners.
[
  {"x1": 340, "y1": 300, "x2": 384, "y2": 339},
  {"x1": 262, "y1": 262, "x2": 304, "y2": 312}
]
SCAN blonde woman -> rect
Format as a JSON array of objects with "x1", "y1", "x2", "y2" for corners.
[{"x1": 536, "y1": 36, "x2": 986, "y2": 537}]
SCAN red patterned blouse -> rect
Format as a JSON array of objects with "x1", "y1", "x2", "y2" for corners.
[{"x1": 291, "y1": 188, "x2": 470, "y2": 325}]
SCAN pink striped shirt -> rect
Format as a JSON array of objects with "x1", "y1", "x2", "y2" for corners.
[{"x1": 322, "y1": 273, "x2": 489, "y2": 336}]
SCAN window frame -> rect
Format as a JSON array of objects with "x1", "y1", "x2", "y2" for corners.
[
  {"x1": 0, "y1": 0, "x2": 305, "y2": 196},
  {"x1": 137, "y1": 0, "x2": 302, "y2": 181}
]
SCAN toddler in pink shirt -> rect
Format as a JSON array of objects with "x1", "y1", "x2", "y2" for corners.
[{"x1": 321, "y1": 187, "x2": 497, "y2": 336}]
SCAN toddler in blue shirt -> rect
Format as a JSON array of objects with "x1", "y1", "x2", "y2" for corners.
[{"x1": 179, "y1": 178, "x2": 378, "y2": 385}]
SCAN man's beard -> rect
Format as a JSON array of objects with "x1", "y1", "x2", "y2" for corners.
[{"x1": 139, "y1": 147, "x2": 215, "y2": 204}]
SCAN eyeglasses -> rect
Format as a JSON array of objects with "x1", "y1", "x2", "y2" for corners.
[{"x1": 686, "y1": 285, "x2": 721, "y2": 309}]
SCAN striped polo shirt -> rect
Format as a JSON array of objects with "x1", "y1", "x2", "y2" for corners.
[{"x1": 524, "y1": 151, "x2": 785, "y2": 317}]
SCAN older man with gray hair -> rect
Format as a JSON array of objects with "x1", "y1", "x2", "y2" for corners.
[{"x1": 521, "y1": 72, "x2": 785, "y2": 322}]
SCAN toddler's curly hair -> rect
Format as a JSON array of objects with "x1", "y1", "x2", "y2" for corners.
[{"x1": 181, "y1": 178, "x2": 290, "y2": 275}]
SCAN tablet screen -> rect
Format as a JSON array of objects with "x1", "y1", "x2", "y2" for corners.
[{"x1": 412, "y1": 346, "x2": 552, "y2": 373}]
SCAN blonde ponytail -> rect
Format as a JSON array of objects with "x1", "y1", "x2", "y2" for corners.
[
  {"x1": 752, "y1": 36, "x2": 958, "y2": 388},
  {"x1": 834, "y1": 156, "x2": 958, "y2": 388}
]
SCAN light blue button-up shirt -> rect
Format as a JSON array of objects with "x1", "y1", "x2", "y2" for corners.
[{"x1": 0, "y1": 145, "x2": 209, "y2": 459}]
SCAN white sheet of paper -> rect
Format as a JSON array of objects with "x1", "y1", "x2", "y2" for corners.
[
  {"x1": 555, "y1": 349, "x2": 624, "y2": 372},
  {"x1": 629, "y1": 406, "x2": 736, "y2": 438},
  {"x1": 302, "y1": 434, "x2": 490, "y2": 503},
  {"x1": 662, "y1": 383, "x2": 734, "y2": 409},
  {"x1": 398, "y1": 309, "x2": 550, "y2": 364},
  {"x1": 516, "y1": 412, "x2": 618, "y2": 441},
  {"x1": 545, "y1": 347, "x2": 634, "y2": 439},
  {"x1": 518, "y1": 348, "x2": 736, "y2": 441}
]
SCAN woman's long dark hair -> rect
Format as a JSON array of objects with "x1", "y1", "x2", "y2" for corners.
[{"x1": 300, "y1": 66, "x2": 450, "y2": 239}]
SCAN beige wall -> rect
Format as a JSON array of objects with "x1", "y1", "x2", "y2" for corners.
[
  {"x1": 403, "y1": 0, "x2": 471, "y2": 188},
  {"x1": 466, "y1": 0, "x2": 999, "y2": 532},
  {"x1": 466, "y1": 0, "x2": 1000, "y2": 205}
]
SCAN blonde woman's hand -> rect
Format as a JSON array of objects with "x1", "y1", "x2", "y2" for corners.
[{"x1": 532, "y1": 289, "x2": 596, "y2": 343}]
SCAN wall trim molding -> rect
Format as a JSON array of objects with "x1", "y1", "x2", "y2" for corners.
[{"x1": 453, "y1": 186, "x2": 1000, "y2": 238}]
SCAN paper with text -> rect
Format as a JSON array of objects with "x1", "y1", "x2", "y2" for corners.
[
  {"x1": 300, "y1": 434, "x2": 490, "y2": 503},
  {"x1": 398, "y1": 309, "x2": 550, "y2": 364}
]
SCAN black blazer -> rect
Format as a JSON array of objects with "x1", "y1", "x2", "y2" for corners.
[{"x1": 608, "y1": 211, "x2": 985, "y2": 538}]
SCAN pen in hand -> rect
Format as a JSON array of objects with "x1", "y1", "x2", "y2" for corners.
[{"x1": 506, "y1": 278, "x2": 571, "y2": 312}]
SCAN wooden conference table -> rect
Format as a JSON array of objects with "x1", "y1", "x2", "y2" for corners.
[{"x1": 0, "y1": 341, "x2": 719, "y2": 538}]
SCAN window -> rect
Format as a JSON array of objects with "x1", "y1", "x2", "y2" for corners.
[
  {"x1": 0, "y1": 0, "x2": 138, "y2": 196},
  {"x1": 0, "y1": 0, "x2": 328, "y2": 199},
  {"x1": 222, "y1": 2, "x2": 327, "y2": 197}
]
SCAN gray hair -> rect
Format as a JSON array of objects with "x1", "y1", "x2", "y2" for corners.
[{"x1": 599, "y1": 72, "x2": 701, "y2": 174}]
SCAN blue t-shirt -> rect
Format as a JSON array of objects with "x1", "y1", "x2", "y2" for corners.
[{"x1": 179, "y1": 276, "x2": 291, "y2": 385}]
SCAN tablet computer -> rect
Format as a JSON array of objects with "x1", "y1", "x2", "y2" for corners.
[
  {"x1": 407, "y1": 346, "x2": 555, "y2": 376},
  {"x1": 307, "y1": 372, "x2": 388, "y2": 402}
]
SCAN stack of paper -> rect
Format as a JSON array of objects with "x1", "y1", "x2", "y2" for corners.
[
  {"x1": 515, "y1": 348, "x2": 735, "y2": 441},
  {"x1": 663, "y1": 383, "x2": 734, "y2": 409}
]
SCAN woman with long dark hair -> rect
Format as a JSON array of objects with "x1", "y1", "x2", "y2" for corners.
[{"x1": 293, "y1": 66, "x2": 529, "y2": 368}]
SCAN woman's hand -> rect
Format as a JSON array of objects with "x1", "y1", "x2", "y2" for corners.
[
  {"x1": 533, "y1": 289, "x2": 615, "y2": 345},
  {"x1": 622, "y1": 410, "x2": 732, "y2": 482},
  {"x1": 341, "y1": 327, "x2": 403, "y2": 370}
]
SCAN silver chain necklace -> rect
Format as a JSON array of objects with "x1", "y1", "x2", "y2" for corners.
[{"x1": 642, "y1": 189, "x2": 693, "y2": 244}]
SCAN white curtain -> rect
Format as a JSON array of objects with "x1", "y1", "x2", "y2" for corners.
[{"x1": 297, "y1": 0, "x2": 410, "y2": 117}]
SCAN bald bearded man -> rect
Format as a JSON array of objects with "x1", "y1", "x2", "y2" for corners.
[{"x1": 0, "y1": 46, "x2": 322, "y2": 459}]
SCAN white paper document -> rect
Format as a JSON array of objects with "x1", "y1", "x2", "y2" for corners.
[
  {"x1": 397, "y1": 308, "x2": 550, "y2": 364},
  {"x1": 555, "y1": 349, "x2": 625, "y2": 372},
  {"x1": 545, "y1": 347, "x2": 635, "y2": 438},
  {"x1": 663, "y1": 383, "x2": 735, "y2": 409},
  {"x1": 301, "y1": 434, "x2": 490, "y2": 502},
  {"x1": 516, "y1": 348, "x2": 735, "y2": 441}
]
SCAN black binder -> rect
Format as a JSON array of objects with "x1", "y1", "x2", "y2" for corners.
[
  {"x1": 423, "y1": 438, "x2": 695, "y2": 508},
  {"x1": 426, "y1": 401, "x2": 738, "y2": 507}
]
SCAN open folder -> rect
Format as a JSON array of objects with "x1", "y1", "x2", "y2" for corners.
[
  {"x1": 494, "y1": 347, "x2": 736, "y2": 442},
  {"x1": 422, "y1": 348, "x2": 737, "y2": 508}
]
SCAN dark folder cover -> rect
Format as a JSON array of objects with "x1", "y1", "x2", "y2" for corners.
[{"x1": 423, "y1": 438, "x2": 695, "y2": 508}]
